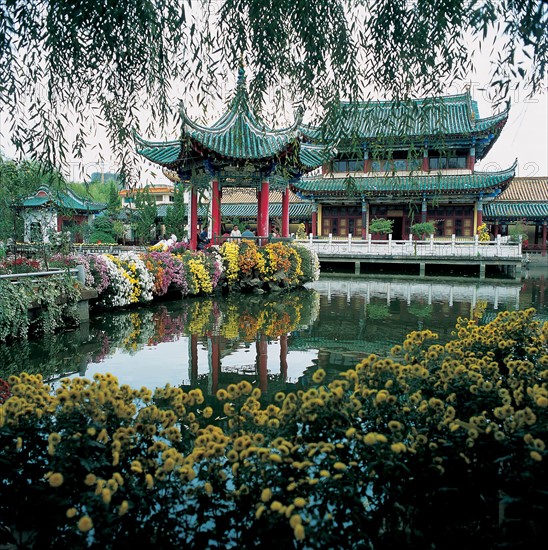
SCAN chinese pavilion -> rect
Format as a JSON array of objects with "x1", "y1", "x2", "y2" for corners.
[
  {"x1": 293, "y1": 93, "x2": 515, "y2": 239},
  {"x1": 18, "y1": 185, "x2": 106, "y2": 243},
  {"x1": 134, "y1": 67, "x2": 328, "y2": 249}
]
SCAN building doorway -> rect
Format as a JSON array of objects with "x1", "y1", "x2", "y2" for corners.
[{"x1": 389, "y1": 217, "x2": 403, "y2": 239}]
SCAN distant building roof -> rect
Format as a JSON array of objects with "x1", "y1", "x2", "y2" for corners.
[
  {"x1": 485, "y1": 177, "x2": 548, "y2": 221},
  {"x1": 19, "y1": 186, "x2": 106, "y2": 213}
]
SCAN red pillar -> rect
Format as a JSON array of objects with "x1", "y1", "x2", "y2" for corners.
[
  {"x1": 422, "y1": 147, "x2": 428, "y2": 172},
  {"x1": 542, "y1": 222, "x2": 547, "y2": 257},
  {"x1": 281, "y1": 185, "x2": 290, "y2": 237},
  {"x1": 190, "y1": 187, "x2": 198, "y2": 251},
  {"x1": 211, "y1": 180, "x2": 221, "y2": 243},
  {"x1": 257, "y1": 334, "x2": 268, "y2": 393},
  {"x1": 211, "y1": 335, "x2": 220, "y2": 395},
  {"x1": 469, "y1": 145, "x2": 476, "y2": 171},
  {"x1": 258, "y1": 180, "x2": 270, "y2": 240},
  {"x1": 256, "y1": 189, "x2": 262, "y2": 237},
  {"x1": 280, "y1": 334, "x2": 288, "y2": 382},
  {"x1": 476, "y1": 198, "x2": 483, "y2": 229},
  {"x1": 311, "y1": 205, "x2": 318, "y2": 237}
]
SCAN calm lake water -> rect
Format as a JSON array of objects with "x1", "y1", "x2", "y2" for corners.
[{"x1": 1, "y1": 267, "x2": 546, "y2": 396}]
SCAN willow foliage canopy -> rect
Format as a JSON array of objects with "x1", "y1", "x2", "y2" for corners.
[{"x1": 0, "y1": 0, "x2": 546, "y2": 179}]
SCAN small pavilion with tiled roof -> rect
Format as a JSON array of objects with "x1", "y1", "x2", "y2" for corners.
[
  {"x1": 17, "y1": 185, "x2": 106, "y2": 243},
  {"x1": 485, "y1": 177, "x2": 548, "y2": 255},
  {"x1": 293, "y1": 92, "x2": 514, "y2": 239},
  {"x1": 134, "y1": 67, "x2": 327, "y2": 249}
]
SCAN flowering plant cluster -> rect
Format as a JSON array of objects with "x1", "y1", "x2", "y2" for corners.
[
  {"x1": 112, "y1": 252, "x2": 155, "y2": 304},
  {"x1": 97, "y1": 255, "x2": 134, "y2": 308},
  {"x1": 477, "y1": 223, "x2": 490, "y2": 242},
  {"x1": 0, "y1": 257, "x2": 41, "y2": 275},
  {"x1": 0, "y1": 310, "x2": 546, "y2": 548},
  {"x1": 142, "y1": 251, "x2": 188, "y2": 296}
]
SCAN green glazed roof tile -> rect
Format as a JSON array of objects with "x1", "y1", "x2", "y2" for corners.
[
  {"x1": 484, "y1": 202, "x2": 548, "y2": 220},
  {"x1": 293, "y1": 163, "x2": 516, "y2": 196},
  {"x1": 156, "y1": 202, "x2": 311, "y2": 219},
  {"x1": 20, "y1": 186, "x2": 106, "y2": 212},
  {"x1": 181, "y1": 68, "x2": 300, "y2": 160},
  {"x1": 301, "y1": 93, "x2": 508, "y2": 143}
]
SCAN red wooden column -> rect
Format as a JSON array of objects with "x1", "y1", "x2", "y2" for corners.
[
  {"x1": 211, "y1": 179, "x2": 221, "y2": 243},
  {"x1": 190, "y1": 187, "x2": 198, "y2": 250},
  {"x1": 281, "y1": 184, "x2": 290, "y2": 237},
  {"x1": 361, "y1": 200, "x2": 368, "y2": 239},
  {"x1": 476, "y1": 196, "x2": 483, "y2": 229},
  {"x1": 542, "y1": 221, "x2": 547, "y2": 257},
  {"x1": 311, "y1": 204, "x2": 318, "y2": 237},
  {"x1": 258, "y1": 180, "x2": 270, "y2": 240},
  {"x1": 468, "y1": 144, "x2": 476, "y2": 170},
  {"x1": 280, "y1": 334, "x2": 288, "y2": 382},
  {"x1": 256, "y1": 334, "x2": 268, "y2": 393},
  {"x1": 422, "y1": 146, "x2": 429, "y2": 172}
]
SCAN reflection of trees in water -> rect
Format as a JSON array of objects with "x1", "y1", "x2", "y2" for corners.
[
  {"x1": 0, "y1": 329, "x2": 95, "y2": 380},
  {"x1": 0, "y1": 290, "x2": 321, "y2": 382}
]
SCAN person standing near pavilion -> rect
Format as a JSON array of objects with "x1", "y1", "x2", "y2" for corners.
[
  {"x1": 229, "y1": 224, "x2": 241, "y2": 241},
  {"x1": 241, "y1": 225, "x2": 255, "y2": 238}
]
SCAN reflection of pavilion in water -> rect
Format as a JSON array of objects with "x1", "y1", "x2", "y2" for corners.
[{"x1": 186, "y1": 333, "x2": 293, "y2": 396}]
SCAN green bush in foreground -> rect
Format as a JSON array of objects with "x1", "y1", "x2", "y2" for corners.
[{"x1": 0, "y1": 309, "x2": 546, "y2": 548}]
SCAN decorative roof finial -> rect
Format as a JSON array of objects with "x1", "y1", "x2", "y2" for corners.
[{"x1": 237, "y1": 57, "x2": 246, "y2": 88}]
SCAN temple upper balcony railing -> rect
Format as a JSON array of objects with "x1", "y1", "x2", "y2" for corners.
[{"x1": 298, "y1": 234, "x2": 522, "y2": 260}]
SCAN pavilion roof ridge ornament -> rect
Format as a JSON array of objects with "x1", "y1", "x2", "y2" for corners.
[{"x1": 178, "y1": 68, "x2": 303, "y2": 138}]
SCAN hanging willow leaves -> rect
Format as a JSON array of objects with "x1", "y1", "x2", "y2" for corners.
[{"x1": 0, "y1": 0, "x2": 546, "y2": 178}]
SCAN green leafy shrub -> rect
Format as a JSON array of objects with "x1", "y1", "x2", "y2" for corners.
[
  {"x1": 0, "y1": 275, "x2": 80, "y2": 341},
  {"x1": 369, "y1": 218, "x2": 393, "y2": 235},
  {"x1": 410, "y1": 221, "x2": 436, "y2": 238}
]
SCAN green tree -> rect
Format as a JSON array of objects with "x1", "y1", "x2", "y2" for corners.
[
  {"x1": 163, "y1": 185, "x2": 187, "y2": 239},
  {"x1": 88, "y1": 216, "x2": 116, "y2": 244},
  {"x1": 0, "y1": 157, "x2": 66, "y2": 241},
  {"x1": 107, "y1": 181, "x2": 122, "y2": 213},
  {"x1": 134, "y1": 187, "x2": 158, "y2": 245},
  {"x1": 0, "y1": 2, "x2": 545, "y2": 172}
]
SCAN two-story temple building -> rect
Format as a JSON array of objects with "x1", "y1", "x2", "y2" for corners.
[
  {"x1": 135, "y1": 70, "x2": 517, "y2": 247},
  {"x1": 293, "y1": 93, "x2": 515, "y2": 239}
]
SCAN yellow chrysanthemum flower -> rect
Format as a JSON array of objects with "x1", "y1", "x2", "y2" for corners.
[
  {"x1": 48, "y1": 472, "x2": 64, "y2": 488},
  {"x1": 77, "y1": 516, "x2": 93, "y2": 533}
]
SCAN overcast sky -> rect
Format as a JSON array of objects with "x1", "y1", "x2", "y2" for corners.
[{"x1": 1, "y1": 26, "x2": 547, "y2": 183}]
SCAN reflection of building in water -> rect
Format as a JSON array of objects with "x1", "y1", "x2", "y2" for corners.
[
  {"x1": 187, "y1": 333, "x2": 291, "y2": 396},
  {"x1": 310, "y1": 279, "x2": 522, "y2": 310}
]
